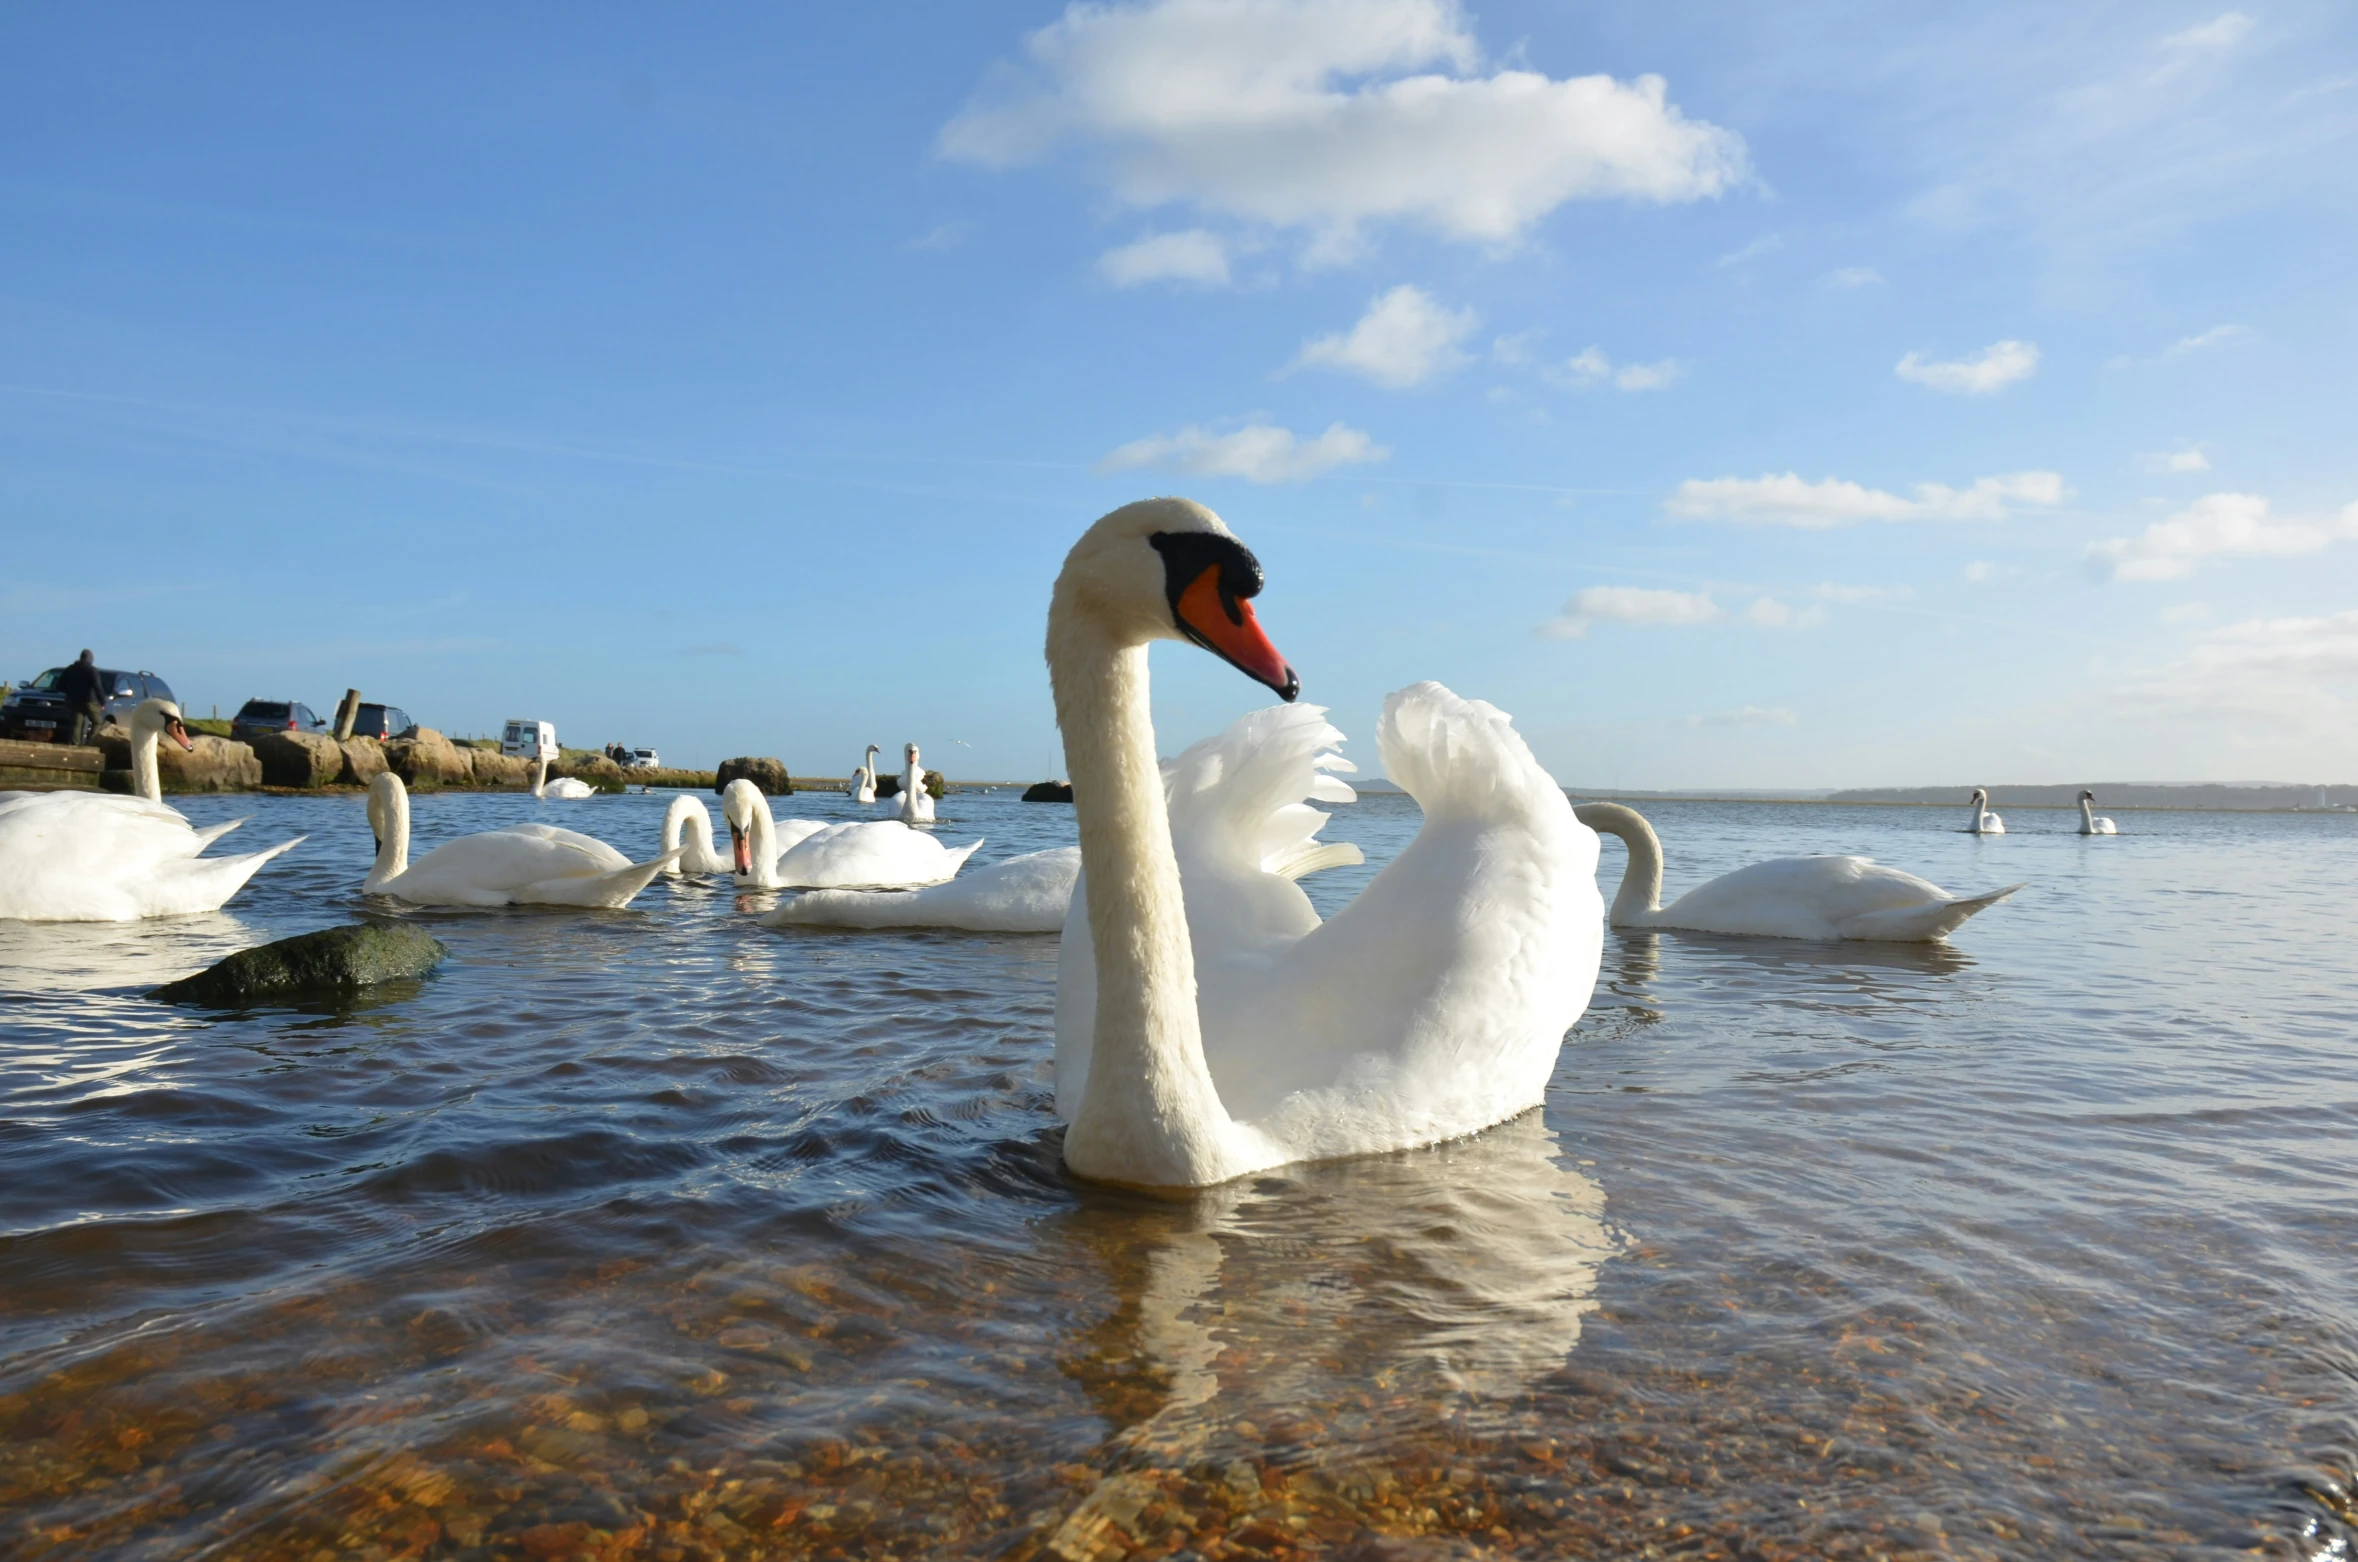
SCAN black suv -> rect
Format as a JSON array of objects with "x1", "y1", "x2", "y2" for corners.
[
  {"x1": 347, "y1": 703, "x2": 418, "y2": 741},
  {"x1": 229, "y1": 699, "x2": 329, "y2": 743},
  {"x1": 1, "y1": 668, "x2": 177, "y2": 742}
]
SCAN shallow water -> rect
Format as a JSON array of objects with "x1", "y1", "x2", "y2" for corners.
[{"x1": 1, "y1": 783, "x2": 2353, "y2": 1561}]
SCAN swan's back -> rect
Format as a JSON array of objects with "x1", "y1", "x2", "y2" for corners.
[
  {"x1": 397, "y1": 822, "x2": 630, "y2": 895},
  {"x1": 0, "y1": 791, "x2": 293, "y2": 921},
  {"x1": 1657, "y1": 855, "x2": 1949, "y2": 940},
  {"x1": 772, "y1": 820, "x2": 978, "y2": 889},
  {"x1": 768, "y1": 846, "x2": 1080, "y2": 932}
]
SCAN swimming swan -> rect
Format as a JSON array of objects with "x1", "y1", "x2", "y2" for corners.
[
  {"x1": 847, "y1": 744, "x2": 880, "y2": 805},
  {"x1": 365, "y1": 772, "x2": 675, "y2": 907},
  {"x1": 0, "y1": 699, "x2": 303, "y2": 921},
  {"x1": 767, "y1": 847, "x2": 1082, "y2": 932},
  {"x1": 722, "y1": 778, "x2": 978, "y2": 890},
  {"x1": 896, "y1": 742, "x2": 935, "y2": 823},
  {"x1": 2078, "y1": 790, "x2": 2118, "y2": 835},
  {"x1": 1966, "y1": 788, "x2": 2005, "y2": 835},
  {"x1": 658, "y1": 795, "x2": 733, "y2": 875},
  {"x1": 1047, "y1": 497, "x2": 1602, "y2": 1190},
  {"x1": 1577, "y1": 802, "x2": 2019, "y2": 942},
  {"x1": 531, "y1": 756, "x2": 597, "y2": 801}
]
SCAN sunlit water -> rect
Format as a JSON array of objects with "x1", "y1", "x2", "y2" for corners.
[{"x1": 2, "y1": 784, "x2": 2353, "y2": 1561}]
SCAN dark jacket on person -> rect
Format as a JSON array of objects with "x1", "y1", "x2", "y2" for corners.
[{"x1": 57, "y1": 659, "x2": 109, "y2": 715}]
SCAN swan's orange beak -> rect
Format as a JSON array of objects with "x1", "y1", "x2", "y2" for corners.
[
  {"x1": 166, "y1": 718, "x2": 194, "y2": 752},
  {"x1": 730, "y1": 824, "x2": 752, "y2": 875},
  {"x1": 1175, "y1": 564, "x2": 1298, "y2": 701}
]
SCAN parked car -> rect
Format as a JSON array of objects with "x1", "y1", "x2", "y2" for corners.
[
  {"x1": 229, "y1": 699, "x2": 328, "y2": 743},
  {"x1": 0, "y1": 667, "x2": 176, "y2": 742},
  {"x1": 624, "y1": 747, "x2": 661, "y2": 770},
  {"x1": 502, "y1": 719, "x2": 557, "y2": 759},
  {"x1": 346, "y1": 703, "x2": 418, "y2": 741}
]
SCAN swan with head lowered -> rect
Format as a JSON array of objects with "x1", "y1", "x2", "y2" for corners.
[
  {"x1": 365, "y1": 771, "x2": 675, "y2": 907},
  {"x1": 1966, "y1": 788, "x2": 2006, "y2": 835},
  {"x1": 895, "y1": 743, "x2": 935, "y2": 823},
  {"x1": 1577, "y1": 802, "x2": 2019, "y2": 942},
  {"x1": 657, "y1": 795, "x2": 733, "y2": 875},
  {"x1": 846, "y1": 744, "x2": 880, "y2": 805},
  {"x1": 0, "y1": 698, "x2": 303, "y2": 921},
  {"x1": 1045, "y1": 498, "x2": 1601, "y2": 1190},
  {"x1": 2077, "y1": 790, "x2": 2119, "y2": 835},
  {"x1": 531, "y1": 756, "x2": 597, "y2": 801},
  {"x1": 722, "y1": 779, "x2": 978, "y2": 890}
]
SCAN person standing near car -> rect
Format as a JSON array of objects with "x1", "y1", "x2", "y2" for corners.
[{"x1": 58, "y1": 649, "x2": 107, "y2": 746}]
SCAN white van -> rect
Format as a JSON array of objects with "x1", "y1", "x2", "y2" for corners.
[{"x1": 501, "y1": 719, "x2": 557, "y2": 759}]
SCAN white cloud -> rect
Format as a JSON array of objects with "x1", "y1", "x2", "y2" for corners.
[
  {"x1": 2163, "y1": 12, "x2": 2255, "y2": 51},
  {"x1": 1963, "y1": 560, "x2": 2018, "y2": 584},
  {"x1": 940, "y1": 0, "x2": 1748, "y2": 256},
  {"x1": 1894, "y1": 339, "x2": 2040, "y2": 394},
  {"x1": 1744, "y1": 596, "x2": 1825, "y2": 629},
  {"x1": 1665, "y1": 470, "x2": 2069, "y2": 528},
  {"x1": 2139, "y1": 445, "x2": 2211, "y2": 473},
  {"x1": 2119, "y1": 608, "x2": 2358, "y2": 731},
  {"x1": 1098, "y1": 418, "x2": 1387, "y2": 483},
  {"x1": 1490, "y1": 330, "x2": 1538, "y2": 366},
  {"x1": 1539, "y1": 585, "x2": 1721, "y2": 639},
  {"x1": 1716, "y1": 233, "x2": 1782, "y2": 267},
  {"x1": 1689, "y1": 704, "x2": 1799, "y2": 728},
  {"x1": 1822, "y1": 266, "x2": 1884, "y2": 289},
  {"x1": 1290, "y1": 284, "x2": 1476, "y2": 388},
  {"x1": 2160, "y1": 601, "x2": 2212, "y2": 623},
  {"x1": 1553, "y1": 345, "x2": 1682, "y2": 392},
  {"x1": 2164, "y1": 323, "x2": 2246, "y2": 356},
  {"x1": 1813, "y1": 581, "x2": 1916, "y2": 603},
  {"x1": 2087, "y1": 493, "x2": 2358, "y2": 581},
  {"x1": 1098, "y1": 229, "x2": 1232, "y2": 286}
]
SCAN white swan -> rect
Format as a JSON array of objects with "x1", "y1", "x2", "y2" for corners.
[
  {"x1": 365, "y1": 772, "x2": 675, "y2": 907},
  {"x1": 2078, "y1": 790, "x2": 2119, "y2": 835},
  {"x1": 0, "y1": 699, "x2": 303, "y2": 922},
  {"x1": 1966, "y1": 788, "x2": 2005, "y2": 835},
  {"x1": 722, "y1": 778, "x2": 979, "y2": 890},
  {"x1": 531, "y1": 756, "x2": 597, "y2": 801},
  {"x1": 1047, "y1": 497, "x2": 1602, "y2": 1190},
  {"x1": 1577, "y1": 802, "x2": 2019, "y2": 942},
  {"x1": 658, "y1": 795, "x2": 733, "y2": 875},
  {"x1": 767, "y1": 847, "x2": 1082, "y2": 932},
  {"x1": 846, "y1": 744, "x2": 880, "y2": 805},
  {"x1": 896, "y1": 742, "x2": 935, "y2": 823}
]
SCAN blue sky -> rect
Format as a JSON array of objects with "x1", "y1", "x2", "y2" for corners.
[{"x1": 4, "y1": 1, "x2": 2354, "y2": 786}]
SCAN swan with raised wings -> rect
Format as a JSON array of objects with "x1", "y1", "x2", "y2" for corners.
[
  {"x1": 846, "y1": 744, "x2": 880, "y2": 805},
  {"x1": 365, "y1": 772, "x2": 674, "y2": 906},
  {"x1": 896, "y1": 743, "x2": 935, "y2": 823},
  {"x1": 531, "y1": 756, "x2": 597, "y2": 801},
  {"x1": 2077, "y1": 790, "x2": 2118, "y2": 835},
  {"x1": 0, "y1": 698, "x2": 303, "y2": 921},
  {"x1": 1966, "y1": 788, "x2": 2006, "y2": 835},
  {"x1": 1577, "y1": 801, "x2": 2018, "y2": 942},
  {"x1": 1046, "y1": 497, "x2": 1601, "y2": 1189},
  {"x1": 658, "y1": 795, "x2": 732, "y2": 875},
  {"x1": 722, "y1": 779, "x2": 978, "y2": 890}
]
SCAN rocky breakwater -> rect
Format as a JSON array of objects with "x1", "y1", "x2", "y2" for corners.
[
  {"x1": 715, "y1": 756, "x2": 791, "y2": 795},
  {"x1": 97, "y1": 726, "x2": 262, "y2": 794},
  {"x1": 382, "y1": 728, "x2": 476, "y2": 790},
  {"x1": 250, "y1": 729, "x2": 344, "y2": 789}
]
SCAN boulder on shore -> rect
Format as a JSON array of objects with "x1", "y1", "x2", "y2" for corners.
[
  {"x1": 97, "y1": 729, "x2": 262, "y2": 793},
  {"x1": 554, "y1": 753, "x2": 626, "y2": 792},
  {"x1": 338, "y1": 737, "x2": 388, "y2": 787},
  {"x1": 716, "y1": 756, "x2": 791, "y2": 796},
  {"x1": 251, "y1": 729, "x2": 344, "y2": 789},
  {"x1": 1021, "y1": 780, "x2": 1075, "y2": 803},
  {"x1": 383, "y1": 728, "x2": 473, "y2": 789},
  {"x1": 468, "y1": 747, "x2": 530, "y2": 788},
  {"x1": 151, "y1": 922, "x2": 448, "y2": 1007}
]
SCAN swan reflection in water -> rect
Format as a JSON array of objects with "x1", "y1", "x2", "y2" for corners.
[
  {"x1": 1055, "y1": 1110, "x2": 1620, "y2": 1467},
  {"x1": 0, "y1": 911, "x2": 262, "y2": 995}
]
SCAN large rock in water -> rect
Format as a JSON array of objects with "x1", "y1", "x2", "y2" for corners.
[
  {"x1": 338, "y1": 737, "x2": 388, "y2": 787},
  {"x1": 468, "y1": 747, "x2": 530, "y2": 788},
  {"x1": 98, "y1": 729, "x2": 262, "y2": 793},
  {"x1": 716, "y1": 756, "x2": 791, "y2": 795},
  {"x1": 383, "y1": 728, "x2": 473, "y2": 788},
  {"x1": 151, "y1": 923, "x2": 448, "y2": 1007},
  {"x1": 1022, "y1": 780, "x2": 1074, "y2": 803},
  {"x1": 873, "y1": 770, "x2": 946, "y2": 800},
  {"x1": 250, "y1": 729, "x2": 344, "y2": 789}
]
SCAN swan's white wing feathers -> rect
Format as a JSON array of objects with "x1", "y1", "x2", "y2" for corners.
[
  {"x1": 0, "y1": 792, "x2": 300, "y2": 921},
  {"x1": 770, "y1": 820, "x2": 980, "y2": 889},
  {"x1": 1654, "y1": 856, "x2": 2017, "y2": 942},
  {"x1": 380, "y1": 824, "x2": 664, "y2": 906},
  {"x1": 765, "y1": 846, "x2": 1080, "y2": 932}
]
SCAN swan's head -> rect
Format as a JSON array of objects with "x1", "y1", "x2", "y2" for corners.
[
  {"x1": 130, "y1": 697, "x2": 195, "y2": 752},
  {"x1": 905, "y1": 742, "x2": 920, "y2": 764},
  {"x1": 1054, "y1": 497, "x2": 1297, "y2": 700},
  {"x1": 365, "y1": 770, "x2": 407, "y2": 853},
  {"x1": 1971, "y1": 788, "x2": 1988, "y2": 805},
  {"x1": 2078, "y1": 789, "x2": 2095, "y2": 802},
  {"x1": 720, "y1": 778, "x2": 765, "y2": 873}
]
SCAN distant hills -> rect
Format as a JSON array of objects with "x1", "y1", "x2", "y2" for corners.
[{"x1": 1347, "y1": 778, "x2": 2356, "y2": 811}]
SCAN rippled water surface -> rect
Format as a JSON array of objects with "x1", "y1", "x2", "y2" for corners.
[{"x1": 2, "y1": 783, "x2": 2354, "y2": 1561}]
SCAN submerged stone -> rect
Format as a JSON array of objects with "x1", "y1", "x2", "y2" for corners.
[{"x1": 152, "y1": 922, "x2": 448, "y2": 1006}]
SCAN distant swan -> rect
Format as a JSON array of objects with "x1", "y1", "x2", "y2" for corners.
[
  {"x1": 722, "y1": 778, "x2": 978, "y2": 889},
  {"x1": 658, "y1": 795, "x2": 732, "y2": 874},
  {"x1": 531, "y1": 756, "x2": 596, "y2": 801},
  {"x1": 1577, "y1": 802, "x2": 2019, "y2": 942},
  {"x1": 846, "y1": 744, "x2": 880, "y2": 805},
  {"x1": 365, "y1": 772, "x2": 674, "y2": 907},
  {"x1": 1966, "y1": 788, "x2": 2005, "y2": 835},
  {"x1": 2078, "y1": 790, "x2": 2118, "y2": 835},
  {"x1": 896, "y1": 742, "x2": 935, "y2": 823},
  {"x1": 0, "y1": 698, "x2": 303, "y2": 921}
]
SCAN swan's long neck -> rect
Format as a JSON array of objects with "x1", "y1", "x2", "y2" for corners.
[
  {"x1": 129, "y1": 720, "x2": 163, "y2": 805},
  {"x1": 1050, "y1": 615, "x2": 1237, "y2": 1188},
  {"x1": 661, "y1": 796, "x2": 699, "y2": 873},
  {"x1": 1572, "y1": 803, "x2": 1664, "y2": 926},
  {"x1": 745, "y1": 793, "x2": 778, "y2": 886},
  {"x1": 366, "y1": 786, "x2": 410, "y2": 889},
  {"x1": 1970, "y1": 793, "x2": 1986, "y2": 831},
  {"x1": 531, "y1": 756, "x2": 547, "y2": 799},
  {"x1": 2079, "y1": 795, "x2": 2096, "y2": 832}
]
